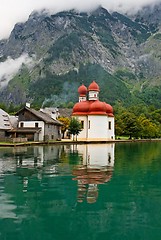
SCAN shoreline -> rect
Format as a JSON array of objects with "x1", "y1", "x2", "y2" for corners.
[{"x1": 0, "y1": 138, "x2": 161, "y2": 147}]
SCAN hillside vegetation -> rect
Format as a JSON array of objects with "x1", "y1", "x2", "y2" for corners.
[{"x1": 0, "y1": 6, "x2": 161, "y2": 108}]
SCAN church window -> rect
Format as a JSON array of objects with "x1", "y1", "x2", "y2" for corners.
[
  {"x1": 81, "y1": 121, "x2": 84, "y2": 129},
  {"x1": 108, "y1": 121, "x2": 111, "y2": 130},
  {"x1": 88, "y1": 120, "x2": 90, "y2": 129}
]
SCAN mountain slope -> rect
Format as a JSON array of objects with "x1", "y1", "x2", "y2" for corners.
[{"x1": 0, "y1": 6, "x2": 161, "y2": 107}]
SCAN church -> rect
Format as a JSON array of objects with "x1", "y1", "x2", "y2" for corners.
[{"x1": 72, "y1": 81, "x2": 115, "y2": 141}]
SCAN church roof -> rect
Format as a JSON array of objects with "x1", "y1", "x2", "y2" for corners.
[
  {"x1": 72, "y1": 100, "x2": 114, "y2": 116},
  {"x1": 78, "y1": 84, "x2": 87, "y2": 96},
  {"x1": 88, "y1": 81, "x2": 100, "y2": 92},
  {"x1": 72, "y1": 81, "x2": 114, "y2": 116}
]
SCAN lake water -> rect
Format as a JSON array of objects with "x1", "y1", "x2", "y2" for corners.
[{"x1": 0, "y1": 142, "x2": 161, "y2": 240}]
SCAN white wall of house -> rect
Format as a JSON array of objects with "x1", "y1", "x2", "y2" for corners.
[{"x1": 19, "y1": 121, "x2": 44, "y2": 141}]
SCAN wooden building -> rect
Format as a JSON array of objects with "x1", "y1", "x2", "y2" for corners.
[{"x1": 9, "y1": 106, "x2": 63, "y2": 141}]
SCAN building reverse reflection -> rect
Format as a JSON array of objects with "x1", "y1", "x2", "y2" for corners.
[
  {"x1": 72, "y1": 144, "x2": 115, "y2": 203},
  {"x1": 0, "y1": 144, "x2": 114, "y2": 203}
]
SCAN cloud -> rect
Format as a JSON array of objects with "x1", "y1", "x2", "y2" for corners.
[
  {"x1": 0, "y1": 0, "x2": 161, "y2": 40},
  {"x1": 0, "y1": 54, "x2": 33, "y2": 89}
]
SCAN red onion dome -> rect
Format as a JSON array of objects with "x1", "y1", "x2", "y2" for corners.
[
  {"x1": 108, "y1": 113, "x2": 114, "y2": 117},
  {"x1": 72, "y1": 101, "x2": 90, "y2": 115},
  {"x1": 78, "y1": 84, "x2": 87, "y2": 96},
  {"x1": 88, "y1": 81, "x2": 100, "y2": 92},
  {"x1": 104, "y1": 103, "x2": 114, "y2": 116},
  {"x1": 89, "y1": 100, "x2": 107, "y2": 115}
]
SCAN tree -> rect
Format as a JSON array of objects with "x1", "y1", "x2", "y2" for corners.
[
  {"x1": 68, "y1": 117, "x2": 82, "y2": 141},
  {"x1": 0, "y1": 103, "x2": 7, "y2": 112},
  {"x1": 57, "y1": 116, "x2": 70, "y2": 138},
  {"x1": 138, "y1": 115, "x2": 160, "y2": 138},
  {"x1": 115, "y1": 115, "x2": 125, "y2": 137},
  {"x1": 121, "y1": 112, "x2": 141, "y2": 139}
]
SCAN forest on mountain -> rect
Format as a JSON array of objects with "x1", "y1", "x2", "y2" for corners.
[
  {"x1": 0, "y1": 5, "x2": 161, "y2": 138},
  {"x1": 1, "y1": 6, "x2": 161, "y2": 110}
]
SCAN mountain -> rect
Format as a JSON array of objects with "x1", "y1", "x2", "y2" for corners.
[{"x1": 0, "y1": 5, "x2": 161, "y2": 108}]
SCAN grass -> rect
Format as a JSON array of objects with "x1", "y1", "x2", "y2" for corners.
[{"x1": 116, "y1": 136, "x2": 130, "y2": 140}]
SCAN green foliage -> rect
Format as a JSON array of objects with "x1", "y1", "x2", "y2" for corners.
[
  {"x1": 136, "y1": 85, "x2": 161, "y2": 108},
  {"x1": 114, "y1": 103, "x2": 161, "y2": 139},
  {"x1": 1, "y1": 7, "x2": 161, "y2": 112},
  {"x1": 29, "y1": 63, "x2": 131, "y2": 107},
  {"x1": 29, "y1": 70, "x2": 79, "y2": 107},
  {"x1": 68, "y1": 117, "x2": 82, "y2": 141},
  {"x1": 88, "y1": 14, "x2": 118, "y2": 56},
  {"x1": 120, "y1": 112, "x2": 141, "y2": 139},
  {"x1": 1, "y1": 97, "x2": 161, "y2": 140},
  {"x1": 138, "y1": 115, "x2": 160, "y2": 138},
  {"x1": 153, "y1": 33, "x2": 161, "y2": 40},
  {"x1": 45, "y1": 31, "x2": 82, "y2": 62},
  {"x1": 74, "y1": 15, "x2": 93, "y2": 33},
  {"x1": 114, "y1": 69, "x2": 137, "y2": 81},
  {"x1": 113, "y1": 12, "x2": 151, "y2": 43},
  {"x1": 0, "y1": 102, "x2": 7, "y2": 112},
  {"x1": 0, "y1": 102, "x2": 23, "y2": 114},
  {"x1": 1, "y1": 10, "x2": 161, "y2": 109},
  {"x1": 96, "y1": 29, "x2": 118, "y2": 57},
  {"x1": 57, "y1": 116, "x2": 70, "y2": 138},
  {"x1": 9, "y1": 67, "x2": 31, "y2": 91},
  {"x1": 77, "y1": 64, "x2": 131, "y2": 105}
]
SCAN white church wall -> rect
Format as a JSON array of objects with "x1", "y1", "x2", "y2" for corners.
[
  {"x1": 88, "y1": 115, "x2": 108, "y2": 140},
  {"x1": 76, "y1": 144, "x2": 115, "y2": 167},
  {"x1": 88, "y1": 90, "x2": 99, "y2": 101},
  {"x1": 76, "y1": 116, "x2": 88, "y2": 140},
  {"x1": 107, "y1": 117, "x2": 115, "y2": 140},
  {"x1": 76, "y1": 115, "x2": 115, "y2": 141}
]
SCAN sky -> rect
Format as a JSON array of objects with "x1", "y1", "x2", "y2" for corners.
[{"x1": 1, "y1": 0, "x2": 161, "y2": 40}]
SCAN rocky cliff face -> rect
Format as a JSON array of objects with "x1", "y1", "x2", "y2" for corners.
[{"x1": 0, "y1": 5, "x2": 161, "y2": 107}]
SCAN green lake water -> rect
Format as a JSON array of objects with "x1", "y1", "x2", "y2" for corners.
[{"x1": 0, "y1": 142, "x2": 161, "y2": 240}]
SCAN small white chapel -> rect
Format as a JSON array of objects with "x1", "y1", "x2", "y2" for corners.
[{"x1": 72, "y1": 81, "x2": 115, "y2": 141}]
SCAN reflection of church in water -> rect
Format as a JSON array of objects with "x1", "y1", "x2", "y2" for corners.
[
  {"x1": 0, "y1": 144, "x2": 114, "y2": 204},
  {"x1": 72, "y1": 144, "x2": 115, "y2": 204}
]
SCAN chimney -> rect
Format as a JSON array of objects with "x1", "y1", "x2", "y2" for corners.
[{"x1": 26, "y1": 103, "x2": 31, "y2": 108}]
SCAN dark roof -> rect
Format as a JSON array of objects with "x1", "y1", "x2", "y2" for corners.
[
  {"x1": 0, "y1": 109, "x2": 11, "y2": 130},
  {"x1": 58, "y1": 108, "x2": 72, "y2": 118},
  {"x1": 16, "y1": 107, "x2": 63, "y2": 126}
]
